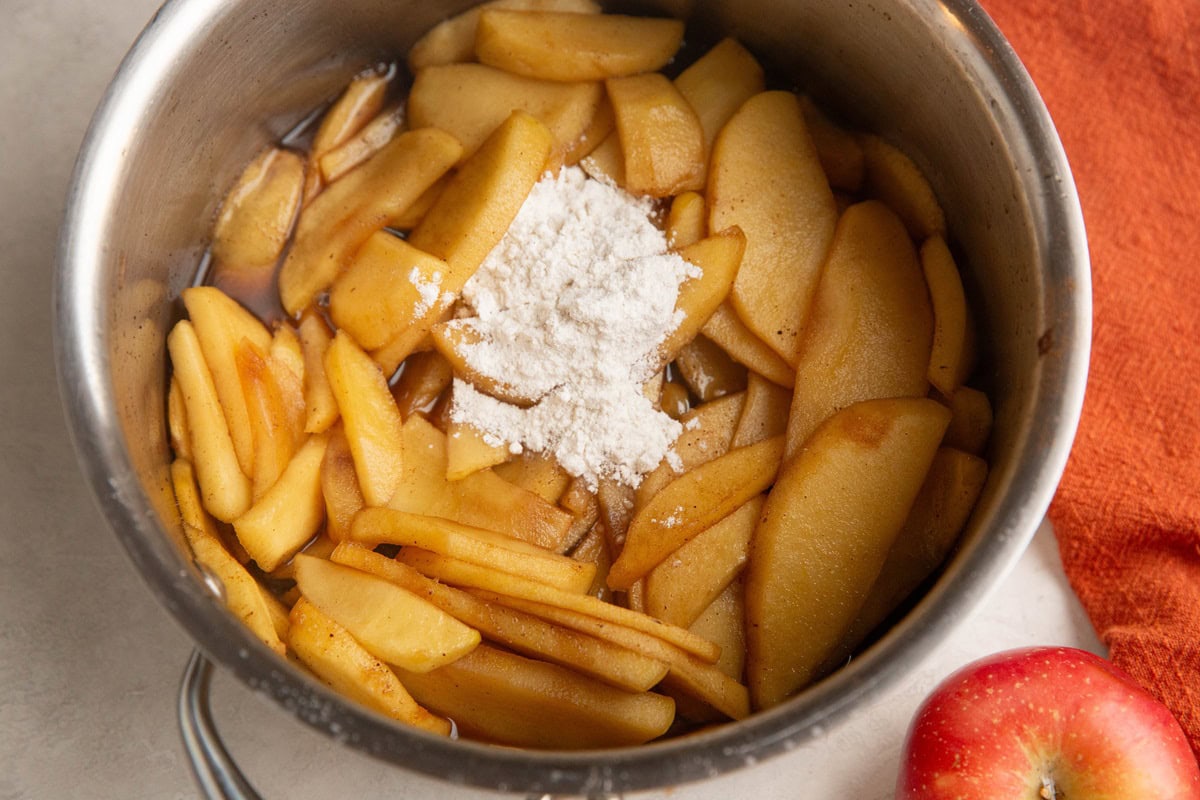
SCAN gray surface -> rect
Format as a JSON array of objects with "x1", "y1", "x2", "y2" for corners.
[{"x1": 1, "y1": 2, "x2": 1101, "y2": 798}]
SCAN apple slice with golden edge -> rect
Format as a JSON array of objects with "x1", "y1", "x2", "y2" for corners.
[
  {"x1": 709, "y1": 90, "x2": 837, "y2": 366},
  {"x1": 181, "y1": 286, "x2": 272, "y2": 477},
  {"x1": 390, "y1": 351, "x2": 453, "y2": 420},
  {"x1": 319, "y1": 425, "x2": 363, "y2": 542},
  {"x1": 941, "y1": 385, "x2": 993, "y2": 455},
  {"x1": 570, "y1": 523, "x2": 613, "y2": 600},
  {"x1": 279, "y1": 128, "x2": 462, "y2": 316},
  {"x1": 168, "y1": 377, "x2": 192, "y2": 460},
  {"x1": 407, "y1": 64, "x2": 598, "y2": 165},
  {"x1": 921, "y1": 235, "x2": 974, "y2": 395},
  {"x1": 673, "y1": 37, "x2": 765, "y2": 185},
  {"x1": 557, "y1": 477, "x2": 600, "y2": 555},
  {"x1": 609, "y1": 435, "x2": 783, "y2": 591},
  {"x1": 654, "y1": 228, "x2": 746, "y2": 368},
  {"x1": 784, "y1": 201, "x2": 934, "y2": 461},
  {"x1": 232, "y1": 431, "x2": 328, "y2": 572},
  {"x1": 318, "y1": 104, "x2": 405, "y2": 185},
  {"x1": 390, "y1": 415, "x2": 574, "y2": 550},
  {"x1": 644, "y1": 496, "x2": 761, "y2": 628},
  {"x1": 171, "y1": 459, "x2": 284, "y2": 655},
  {"x1": 701, "y1": 302, "x2": 796, "y2": 388},
  {"x1": 634, "y1": 390, "x2": 746, "y2": 512},
  {"x1": 476, "y1": 10, "x2": 683, "y2": 82},
  {"x1": 304, "y1": 69, "x2": 392, "y2": 200},
  {"x1": 295, "y1": 311, "x2": 338, "y2": 434},
  {"x1": 822, "y1": 447, "x2": 988, "y2": 674},
  {"x1": 428, "y1": 323, "x2": 538, "y2": 406},
  {"x1": 235, "y1": 341, "x2": 298, "y2": 500},
  {"x1": 481, "y1": 590, "x2": 749, "y2": 721},
  {"x1": 211, "y1": 147, "x2": 305, "y2": 275},
  {"x1": 797, "y1": 95, "x2": 865, "y2": 192},
  {"x1": 445, "y1": 421, "x2": 510, "y2": 480},
  {"x1": 401, "y1": 548, "x2": 720, "y2": 663},
  {"x1": 493, "y1": 452, "x2": 570, "y2": 504},
  {"x1": 328, "y1": 231, "x2": 453, "y2": 352},
  {"x1": 579, "y1": 131, "x2": 625, "y2": 186},
  {"x1": 331, "y1": 543, "x2": 666, "y2": 692},
  {"x1": 323, "y1": 331, "x2": 405, "y2": 507},
  {"x1": 731, "y1": 372, "x2": 791, "y2": 449},
  {"x1": 396, "y1": 643, "x2": 675, "y2": 749},
  {"x1": 746, "y1": 397, "x2": 951, "y2": 709},
  {"x1": 293, "y1": 553, "x2": 479, "y2": 672},
  {"x1": 287, "y1": 599, "x2": 451, "y2": 735},
  {"x1": 860, "y1": 133, "x2": 946, "y2": 240},
  {"x1": 168, "y1": 321, "x2": 252, "y2": 522},
  {"x1": 563, "y1": 93, "x2": 614, "y2": 166},
  {"x1": 349, "y1": 508, "x2": 596, "y2": 594},
  {"x1": 674, "y1": 335, "x2": 749, "y2": 403},
  {"x1": 407, "y1": 0, "x2": 601, "y2": 71},
  {"x1": 691, "y1": 579, "x2": 746, "y2": 681},
  {"x1": 667, "y1": 191, "x2": 706, "y2": 248},
  {"x1": 607, "y1": 72, "x2": 705, "y2": 197}
]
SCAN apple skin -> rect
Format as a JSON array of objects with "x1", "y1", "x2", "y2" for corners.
[{"x1": 897, "y1": 646, "x2": 1200, "y2": 800}]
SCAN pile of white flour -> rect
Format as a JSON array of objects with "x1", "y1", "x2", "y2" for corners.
[{"x1": 445, "y1": 166, "x2": 698, "y2": 489}]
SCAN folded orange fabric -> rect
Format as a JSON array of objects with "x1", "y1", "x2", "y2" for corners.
[{"x1": 982, "y1": 0, "x2": 1200, "y2": 756}]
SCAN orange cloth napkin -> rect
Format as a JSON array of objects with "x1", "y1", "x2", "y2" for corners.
[{"x1": 981, "y1": 0, "x2": 1200, "y2": 756}]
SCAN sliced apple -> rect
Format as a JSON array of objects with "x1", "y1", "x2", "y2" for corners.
[
  {"x1": 607, "y1": 72, "x2": 705, "y2": 197},
  {"x1": 745, "y1": 397, "x2": 951, "y2": 709},
  {"x1": 700, "y1": 302, "x2": 796, "y2": 388},
  {"x1": 493, "y1": 452, "x2": 571, "y2": 504},
  {"x1": 296, "y1": 310, "x2": 338, "y2": 434},
  {"x1": 922, "y1": 235, "x2": 974, "y2": 395},
  {"x1": 319, "y1": 424, "x2": 364, "y2": 542},
  {"x1": 211, "y1": 147, "x2": 305, "y2": 276},
  {"x1": 731, "y1": 372, "x2": 791, "y2": 448},
  {"x1": 797, "y1": 95, "x2": 865, "y2": 192},
  {"x1": 654, "y1": 228, "x2": 746, "y2": 368},
  {"x1": 667, "y1": 191, "x2": 707, "y2": 248},
  {"x1": 941, "y1": 385, "x2": 993, "y2": 455},
  {"x1": 860, "y1": 133, "x2": 946, "y2": 240}
]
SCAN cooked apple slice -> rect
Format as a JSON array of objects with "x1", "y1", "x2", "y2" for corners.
[
  {"x1": 476, "y1": 10, "x2": 683, "y2": 81},
  {"x1": 181, "y1": 286, "x2": 272, "y2": 476},
  {"x1": 278, "y1": 128, "x2": 462, "y2": 315},
  {"x1": 210, "y1": 147, "x2": 305, "y2": 276},
  {"x1": 941, "y1": 385, "x2": 993, "y2": 455},
  {"x1": 570, "y1": 523, "x2": 613, "y2": 600},
  {"x1": 287, "y1": 598, "x2": 451, "y2": 735},
  {"x1": 644, "y1": 496, "x2": 760, "y2": 628},
  {"x1": 171, "y1": 459, "x2": 284, "y2": 655},
  {"x1": 296, "y1": 311, "x2": 338, "y2": 434},
  {"x1": 167, "y1": 377, "x2": 192, "y2": 461},
  {"x1": 401, "y1": 548, "x2": 720, "y2": 662},
  {"x1": 860, "y1": 133, "x2": 946, "y2": 239},
  {"x1": 921, "y1": 235, "x2": 973, "y2": 395},
  {"x1": 653, "y1": 228, "x2": 745, "y2": 368},
  {"x1": 690, "y1": 579, "x2": 746, "y2": 681},
  {"x1": 634, "y1": 390, "x2": 746, "y2": 511},
  {"x1": 708, "y1": 90, "x2": 837, "y2": 366},
  {"x1": 231, "y1": 431, "x2": 327, "y2": 572},
  {"x1": 445, "y1": 420, "x2": 511, "y2": 480},
  {"x1": 673, "y1": 37, "x2": 764, "y2": 184},
  {"x1": 797, "y1": 95, "x2": 865, "y2": 192},
  {"x1": 428, "y1": 322, "x2": 537, "y2": 406},
  {"x1": 557, "y1": 477, "x2": 600, "y2": 555},
  {"x1": 318, "y1": 104, "x2": 405, "y2": 185},
  {"x1": 701, "y1": 302, "x2": 796, "y2": 388},
  {"x1": 389, "y1": 415, "x2": 574, "y2": 550},
  {"x1": 319, "y1": 424, "x2": 364, "y2": 542},
  {"x1": 493, "y1": 452, "x2": 571, "y2": 504},
  {"x1": 293, "y1": 554, "x2": 479, "y2": 672},
  {"x1": 349, "y1": 508, "x2": 596, "y2": 594},
  {"x1": 332, "y1": 543, "x2": 666, "y2": 692},
  {"x1": 609, "y1": 435, "x2": 783, "y2": 591},
  {"x1": 607, "y1": 72, "x2": 705, "y2": 197},
  {"x1": 784, "y1": 200, "x2": 934, "y2": 460},
  {"x1": 167, "y1": 320, "x2": 252, "y2": 522},
  {"x1": 667, "y1": 191, "x2": 706, "y2": 248},
  {"x1": 825, "y1": 447, "x2": 988, "y2": 671},
  {"x1": 234, "y1": 340, "x2": 298, "y2": 499},
  {"x1": 407, "y1": 0, "x2": 601, "y2": 71},
  {"x1": 310, "y1": 70, "x2": 392, "y2": 164},
  {"x1": 395, "y1": 643, "x2": 675, "y2": 749},
  {"x1": 323, "y1": 331, "x2": 405, "y2": 507},
  {"x1": 745, "y1": 397, "x2": 951, "y2": 709},
  {"x1": 579, "y1": 130, "x2": 625, "y2": 186},
  {"x1": 730, "y1": 372, "x2": 791, "y2": 448},
  {"x1": 673, "y1": 335, "x2": 749, "y2": 402},
  {"x1": 328, "y1": 232, "x2": 453, "y2": 352},
  {"x1": 407, "y1": 64, "x2": 599, "y2": 165}
]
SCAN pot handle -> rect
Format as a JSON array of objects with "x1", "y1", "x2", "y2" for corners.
[{"x1": 179, "y1": 649, "x2": 263, "y2": 800}]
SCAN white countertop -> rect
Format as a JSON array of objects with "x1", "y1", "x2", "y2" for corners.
[{"x1": 0, "y1": 2, "x2": 1102, "y2": 797}]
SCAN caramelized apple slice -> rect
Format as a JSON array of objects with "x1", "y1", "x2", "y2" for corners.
[{"x1": 607, "y1": 72, "x2": 705, "y2": 197}]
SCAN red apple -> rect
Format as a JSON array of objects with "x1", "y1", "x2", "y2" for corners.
[{"x1": 897, "y1": 646, "x2": 1200, "y2": 799}]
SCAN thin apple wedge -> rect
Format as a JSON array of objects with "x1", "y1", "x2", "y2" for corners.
[
  {"x1": 941, "y1": 385, "x2": 993, "y2": 455},
  {"x1": 349, "y1": 508, "x2": 596, "y2": 594},
  {"x1": 293, "y1": 554, "x2": 479, "y2": 672},
  {"x1": 708, "y1": 91, "x2": 837, "y2": 366},
  {"x1": 331, "y1": 543, "x2": 667, "y2": 692},
  {"x1": 390, "y1": 350, "x2": 453, "y2": 420},
  {"x1": 701, "y1": 302, "x2": 796, "y2": 388},
  {"x1": 210, "y1": 147, "x2": 305, "y2": 276},
  {"x1": 445, "y1": 420, "x2": 510, "y2": 480},
  {"x1": 860, "y1": 133, "x2": 946, "y2": 240},
  {"x1": 493, "y1": 452, "x2": 570, "y2": 504},
  {"x1": 319, "y1": 424, "x2": 364, "y2": 542},
  {"x1": 667, "y1": 191, "x2": 707, "y2": 249},
  {"x1": 287, "y1": 598, "x2": 452, "y2": 736},
  {"x1": 784, "y1": 200, "x2": 934, "y2": 460},
  {"x1": 922, "y1": 235, "x2": 974, "y2": 395},
  {"x1": 745, "y1": 397, "x2": 951, "y2": 710},
  {"x1": 731, "y1": 372, "x2": 791, "y2": 448},
  {"x1": 395, "y1": 643, "x2": 676, "y2": 749},
  {"x1": 607, "y1": 72, "x2": 705, "y2": 197},
  {"x1": 324, "y1": 331, "x2": 405, "y2": 507},
  {"x1": 653, "y1": 228, "x2": 746, "y2": 368},
  {"x1": 296, "y1": 310, "x2": 338, "y2": 434},
  {"x1": 609, "y1": 435, "x2": 784, "y2": 591},
  {"x1": 234, "y1": 340, "x2": 299, "y2": 499},
  {"x1": 278, "y1": 128, "x2": 462, "y2": 316},
  {"x1": 476, "y1": 10, "x2": 683, "y2": 82}
]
